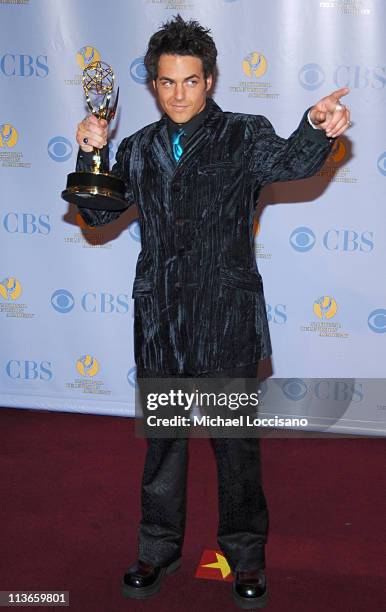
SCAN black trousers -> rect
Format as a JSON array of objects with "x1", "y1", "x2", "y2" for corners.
[{"x1": 136, "y1": 363, "x2": 269, "y2": 572}]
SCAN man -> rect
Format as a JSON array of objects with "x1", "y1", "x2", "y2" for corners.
[{"x1": 75, "y1": 15, "x2": 351, "y2": 609}]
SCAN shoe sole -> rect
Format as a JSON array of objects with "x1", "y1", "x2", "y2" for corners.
[
  {"x1": 121, "y1": 557, "x2": 182, "y2": 599},
  {"x1": 232, "y1": 584, "x2": 269, "y2": 609}
]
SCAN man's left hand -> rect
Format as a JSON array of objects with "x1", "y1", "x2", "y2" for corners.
[{"x1": 309, "y1": 87, "x2": 351, "y2": 138}]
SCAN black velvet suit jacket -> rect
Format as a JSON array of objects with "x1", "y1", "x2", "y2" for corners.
[{"x1": 76, "y1": 97, "x2": 333, "y2": 375}]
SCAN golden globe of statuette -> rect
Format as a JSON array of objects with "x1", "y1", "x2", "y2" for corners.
[{"x1": 61, "y1": 60, "x2": 127, "y2": 212}]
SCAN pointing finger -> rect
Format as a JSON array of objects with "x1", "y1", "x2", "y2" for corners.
[{"x1": 330, "y1": 87, "x2": 350, "y2": 101}]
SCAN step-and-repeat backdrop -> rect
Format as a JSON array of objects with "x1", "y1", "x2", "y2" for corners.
[{"x1": 1, "y1": 0, "x2": 385, "y2": 434}]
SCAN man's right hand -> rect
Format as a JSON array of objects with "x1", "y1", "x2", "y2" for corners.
[{"x1": 76, "y1": 114, "x2": 108, "y2": 153}]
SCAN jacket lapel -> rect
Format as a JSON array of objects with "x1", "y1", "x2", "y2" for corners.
[
  {"x1": 151, "y1": 120, "x2": 176, "y2": 175},
  {"x1": 150, "y1": 98, "x2": 224, "y2": 175}
]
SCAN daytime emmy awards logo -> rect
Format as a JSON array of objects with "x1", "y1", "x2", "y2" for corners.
[
  {"x1": 230, "y1": 51, "x2": 279, "y2": 99},
  {"x1": 0, "y1": 277, "x2": 22, "y2": 301},
  {"x1": 0, "y1": 123, "x2": 31, "y2": 168},
  {"x1": 242, "y1": 52, "x2": 267, "y2": 79},
  {"x1": 300, "y1": 296, "x2": 349, "y2": 339},
  {"x1": 76, "y1": 46, "x2": 101, "y2": 71},
  {"x1": 65, "y1": 355, "x2": 111, "y2": 396},
  {"x1": 76, "y1": 355, "x2": 99, "y2": 377},
  {"x1": 0, "y1": 277, "x2": 35, "y2": 318},
  {"x1": 0, "y1": 123, "x2": 18, "y2": 148}
]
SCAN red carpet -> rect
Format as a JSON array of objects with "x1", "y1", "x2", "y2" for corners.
[{"x1": 0, "y1": 407, "x2": 384, "y2": 611}]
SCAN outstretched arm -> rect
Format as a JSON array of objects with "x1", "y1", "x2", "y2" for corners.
[{"x1": 245, "y1": 87, "x2": 351, "y2": 186}]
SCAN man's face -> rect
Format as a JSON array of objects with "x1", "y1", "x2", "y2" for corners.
[{"x1": 152, "y1": 54, "x2": 212, "y2": 123}]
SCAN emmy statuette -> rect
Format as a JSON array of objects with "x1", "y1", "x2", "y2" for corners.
[{"x1": 61, "y1": 60, "x2": 127, "y2": 211}]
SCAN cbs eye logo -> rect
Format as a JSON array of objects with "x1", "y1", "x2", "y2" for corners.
[
  {"x1": 377, "y1": 152, "x2": 386, "y2": 176},
  {"x1": 298, "y1": 63, "x2": 325, "y2": 90},
  {"x1": 47, "y1": 136, "x2": 73, "y2": 162},
  {"x1": 281, "y1": 379, "x2": 308, "y2": 401},
  {"x1": 129, "y1": 220, "x2": 141, "y2": 242},
  {"x1": 51, "y1": 289, "x2": 75, "y2": 313},
  {"x1": 130, "y1": 57, "x2": 148, "y2": 84},
  {"x1": 127, "y1": 366, "x2": 138, "y2": 388},
  {"x1": 289, "y1": 227, "x2": 316, "y2": 252},
  {"x1": 367, "y1": 309, "x2": 386, "y2": 333}
]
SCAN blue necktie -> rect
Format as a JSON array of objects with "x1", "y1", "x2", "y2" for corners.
[{"x1": 171, "y1": 128, "x2": 185, "y2": 163}]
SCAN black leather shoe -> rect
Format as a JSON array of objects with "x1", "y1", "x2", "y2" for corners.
[
  {"x1": 232, "y1": 568, "x2": 268, "y2": 609},
  {"x1": 121, "y1": 557, "x2": 182, "y2": 599}
]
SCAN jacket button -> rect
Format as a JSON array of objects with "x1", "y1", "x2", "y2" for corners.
[
  {"x1": 173, "y1": 183, "x2": 181, "y2": 192},
  {"x1": 175, "y1": 282, "x2": 182, "y2": 290},
  {"x1": 175, "y1": 218, "x2": 184, "y2": 226},
  {"x1": 177, "y1": 247, "x2": 185, "y2": 256}
]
